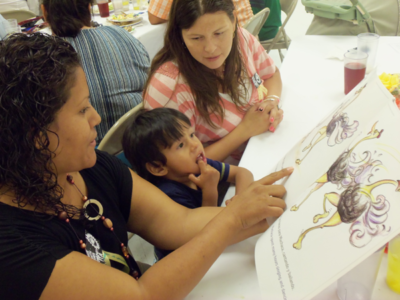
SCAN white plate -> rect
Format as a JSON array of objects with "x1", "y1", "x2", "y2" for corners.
[{"x1": 107, "y1": 14, "x2": 142, "y2": 23}]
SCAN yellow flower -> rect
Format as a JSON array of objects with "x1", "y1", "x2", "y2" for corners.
[{"x1": 379, "y1": 73, "x2": 400, "y2": 93}]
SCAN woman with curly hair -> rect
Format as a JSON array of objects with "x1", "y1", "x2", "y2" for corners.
[
  {"x1": 0, "y1": 33, "x2": 291, "y2": 300},
  {"x1": 41, "y1": 0, "x2": 150, "y2": 142},
  {"x1": 144, "y1": 0, "x2": 283, "y2": 165}
]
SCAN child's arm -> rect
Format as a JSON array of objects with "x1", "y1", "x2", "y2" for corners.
[
  {"x1": 189, "y1": 160, "x2": 220, "y2": 207},
  {"x1": 227, "y1": 166, "x2": 254, "y2": 195}
]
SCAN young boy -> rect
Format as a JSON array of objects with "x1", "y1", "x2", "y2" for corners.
[{"x1": 122, "y1": 108, "x2": 254, "y2": 260}]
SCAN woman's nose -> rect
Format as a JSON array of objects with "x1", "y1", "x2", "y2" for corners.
[
  {"x1": 91, "y1": 109, "x2": 101, "y2": 127},
  {"x1": 204, "y1": 39, "x2": 217, "y2": 54}
]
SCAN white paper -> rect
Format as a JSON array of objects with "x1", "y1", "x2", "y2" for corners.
[{"x1": 255, "y1": 75, "x2": 400, "y2": 300}]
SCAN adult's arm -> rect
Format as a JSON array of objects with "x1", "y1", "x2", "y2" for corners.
[
  {"x1": 148, "y1": 11, "x2": 167, "y2": 25},
  {"x1": 40, "y1": 168, "x2": 291, "y2": 300},
  {"x1": 203, "y1": 102, "x2": 273, "y2": 161}
]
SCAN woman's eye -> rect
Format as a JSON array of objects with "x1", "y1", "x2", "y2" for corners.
[
  {"x1": 190, "y1": 133, "x2": 195, "y2": 138},
  {"x1": 80, "y1": 107, "x2": 89, "y2": 114},
  {"x1": 215, "y1": 32, "x2": 223, "y2": 36},
  {"x1": 192, "y1": 37, "x2": 200, "y2": 41}
]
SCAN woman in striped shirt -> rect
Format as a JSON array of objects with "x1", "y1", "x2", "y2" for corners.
[
  {"x1": 143, "y1": 0, "x2": 283, "y2": 165},
  {"x1": 42, "y1": 0, "x2": 150, "y2": 142}
]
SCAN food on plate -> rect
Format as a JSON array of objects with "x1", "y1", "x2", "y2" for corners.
[{"x1": 110, "y1": 12, "x2": 136, "y2": 21}]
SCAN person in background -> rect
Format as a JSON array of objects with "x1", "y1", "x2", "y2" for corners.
[
  {"x1": 122, "y1": 108, "x2": 254, "y2": 261},
  {"x1": 148, "y1": 0, "x2": 254, "y2": 27},
  {"x1": 0, "y1": 32, "x2": 292, "y2": 300},
  {"x1": 144, "y1": 0, "x2": 283, "y2": 166},
  {"x1": 41, "y1": 0, "x2": 150, "y2": 143},
  {"x1": 250, "y1": 0, "x2": 282, "y2": 41}
]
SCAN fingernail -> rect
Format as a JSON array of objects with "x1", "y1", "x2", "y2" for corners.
[
  {"x1": 269, "y1": 125, "x2": 275, "y2": 132},
  {"x1": 287, "y1": 167, "x2": 294, "y2": 172},
  {"x1": 270, "y1": 117, "x2": 274, "y2": 123},
  {"x1": 277, "y1": 99, "x2": 280, "y2": 103}
]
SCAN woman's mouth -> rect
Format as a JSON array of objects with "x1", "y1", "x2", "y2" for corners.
[{"x1": 205, "y1": 55, "x2": 220, "y2": 62}]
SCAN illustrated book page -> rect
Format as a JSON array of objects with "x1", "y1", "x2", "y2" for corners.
[{"x1": 255, "y1": 75, "x2": 400, "y2": 300}]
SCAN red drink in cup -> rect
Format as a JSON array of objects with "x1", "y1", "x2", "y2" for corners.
[
  {"x1": 98, "y1": 2, "x2": 110, "y2": 18},
  {"x1": 344, "y1": 49, "x2": 368, "y2": 95},
  {"x1": 344, "y1": 63, "x2": 366, "y2": 95}
]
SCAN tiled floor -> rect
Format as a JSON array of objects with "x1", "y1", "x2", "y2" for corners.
[{"x1": 128, "y1": 1, "x2": 315, "y2": 267}]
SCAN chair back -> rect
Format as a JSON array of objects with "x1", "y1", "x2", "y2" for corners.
[
  {"x1": 243, "y1": 7, "x2": 270, "y2": 37},
  {"x1": 0, "y1": 9, "x2": 36, "y2": 22},
  {"x1": 260, "y1": 0, "x2": 298, "y2": 60},
  {"x1": 98, "y1": 103, "x2": 143, "y2": 156},
  {"x1": 281, "y1": 0, "x2": 297, "y2": 18}
]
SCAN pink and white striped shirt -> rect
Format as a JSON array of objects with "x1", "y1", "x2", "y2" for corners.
[{"x1": 144, "y1": 28, "x2": 276, "y2": 162}]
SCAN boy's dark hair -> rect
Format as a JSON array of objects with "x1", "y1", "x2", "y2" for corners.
[{"x1": 122, "y1": 108, "x2": 192, "y2": 184}]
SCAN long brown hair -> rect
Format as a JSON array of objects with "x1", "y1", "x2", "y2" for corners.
[{"x1": 143, "y1": 0, "x2": 248, "y2": 127}]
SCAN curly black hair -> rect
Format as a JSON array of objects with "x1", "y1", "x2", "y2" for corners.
[{"x1": 0, "y1": 33, "x2": 81, "y2": 215}]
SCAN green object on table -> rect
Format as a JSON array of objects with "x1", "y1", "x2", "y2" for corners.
[
  {"x1": 250, "y1": 0, "x2": 282, "y2": 41},
  {"x1": 302, "y1": 0, "x2": 375, "y2": 33}
]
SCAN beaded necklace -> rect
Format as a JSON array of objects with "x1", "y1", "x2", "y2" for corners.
[{"x1": 57, "y1": 173, "x2": 140, "y2": 279}]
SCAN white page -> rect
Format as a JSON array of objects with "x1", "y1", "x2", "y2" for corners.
[{"x1": 255, "y1": 75, "x2": 400, "y2": 300}]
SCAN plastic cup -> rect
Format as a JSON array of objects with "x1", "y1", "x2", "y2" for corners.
[
  {"x1": 337, "y1": 246, "x2": 384, "y2": 300},
  {"x1": 97, "y1": 0, "x2": 109, "y2": 18},
  {"x1": 344, "y1": 49, "x2": 367, "y2": 95},
  {"x1": 133, "y1": 0, "x2": 141, "y2": 10},
  {"x1": 122, "y1": 0, "x2": 129, "y2": 11},
  {"x1": 386, "y1": 234, "x2": 400, "y2": 294},
  {"x1": 112, "y1": 0, "x2": 123, "y2": 14},
  {"x1": 357, "y1": 33, "x2": 379, "y2": 74}
]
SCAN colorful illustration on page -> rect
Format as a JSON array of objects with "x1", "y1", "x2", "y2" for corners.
[
  {"x1": 291, "y1": 123, "x2": 400, "y2": 250},
  {"x1": 295, "y1": 84, "x2": 366, "y2": 165}
]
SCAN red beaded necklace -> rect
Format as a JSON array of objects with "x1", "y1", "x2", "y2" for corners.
[{"x1": 57, "y1": 173, "x2": 140, "y2": 279}]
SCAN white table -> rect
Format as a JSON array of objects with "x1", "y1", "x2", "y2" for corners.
[
  {"x1": 93, "y1": 8, "x2": 166, "y2": 61},
  {"x1": 186, "y1": 36, "x2": 400, "y2": 300}
]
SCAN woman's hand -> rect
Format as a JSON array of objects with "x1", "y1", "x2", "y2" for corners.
[
  {"x1": 257, "y1": 99, "x2": 283, "y2": 133},
  {"x1": 238, "y1": 102, "x2": 274, "y2": 137},
  {"x1": 221, "y1": 167, "x2": 293, "y2": 234}
]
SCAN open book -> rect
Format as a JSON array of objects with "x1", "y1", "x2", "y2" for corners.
[{"x1": 255, "y1": 74, "x2": 400, "y2": 300}]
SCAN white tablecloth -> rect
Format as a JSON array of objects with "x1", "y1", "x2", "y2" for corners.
[
  {"x1": 186, "y1": 35, "x2": 400, "y2": 300},
  {"x1": 93, "y1": 9, "x2": 166, "y2": 61}
]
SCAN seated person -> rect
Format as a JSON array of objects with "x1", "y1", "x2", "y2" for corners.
[
  {"x1": 148, "y1": 0, "x2": 254, "y2": 27},
  {"x1": 42, "y1": 0, "x2": 150, "y2": 142},
  {"x1": 0, "y1": 32, "x2": 292, "y2": 300},
  {"x1": 250, "y1": 0, "x2": 282, "y2": 40},
  {"x1": 122, "y1": 108, "x2": 254, "y2": 260},
  {"x1": 144, "y1": 0, "x2": 283, "y2": 166}
]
